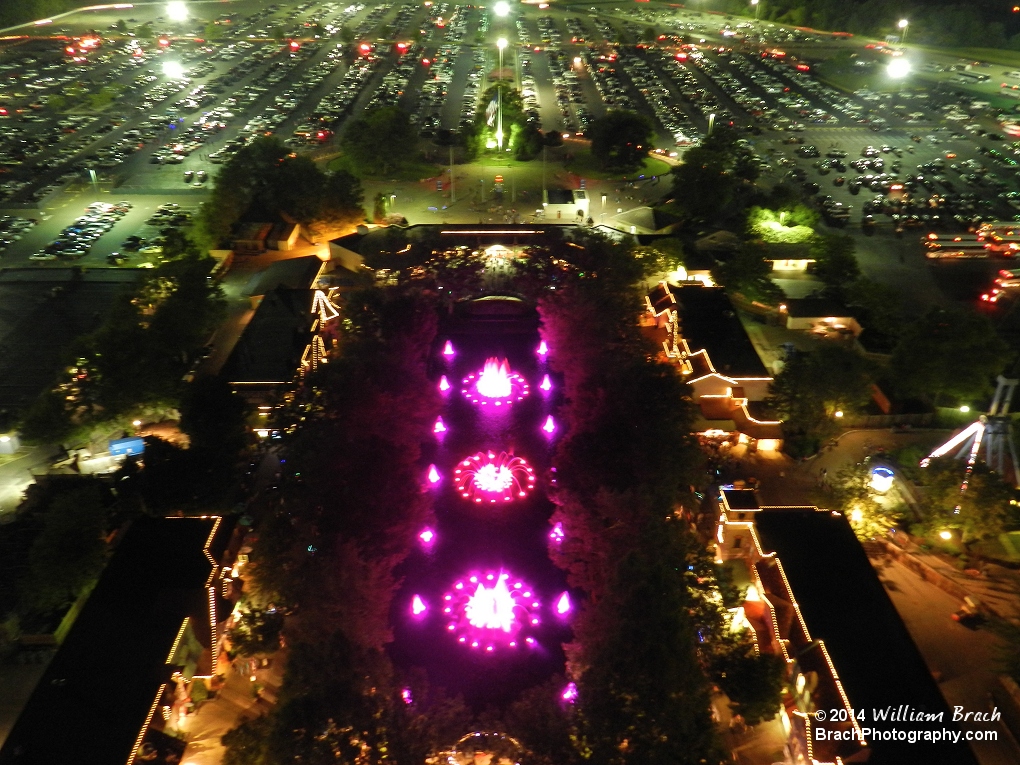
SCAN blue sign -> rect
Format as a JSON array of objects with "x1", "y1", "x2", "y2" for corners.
[{"x1": 109, "y1": 437, "x2": 145, "y2": 456}]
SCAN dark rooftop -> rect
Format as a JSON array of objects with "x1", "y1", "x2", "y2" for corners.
[
  {"x1": 754, "y1": 510, "x2": 979, "y2": 765},
  {"x1": 0, "y1": 516, "x2": 227, "y2": 765},
  {"x1": 222, "y1": 288, "x2": 315, "y2": 386},
  {"x1": 242, "y1": 255, "x2": 323, "y2": 297},
  {"x1": 783, "y1": 296, "x2": 852, "y2": 319},
  {"x1": 721, "y1": 488, "x2": 760, "y2": 511},
  {"x1": 673, "y1": 286, "x2": 769, "y2": 378}
]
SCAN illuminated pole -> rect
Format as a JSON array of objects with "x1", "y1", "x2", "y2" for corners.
[
  {"x1": 497, "y1": 37, "x2": 508, "y2": 151},
  {"x1": 898, "y1": 18, "x2": 908, "y2": 45},
  {"x1": 751, "y1": 0, "x2": 760, "y2": 21}
]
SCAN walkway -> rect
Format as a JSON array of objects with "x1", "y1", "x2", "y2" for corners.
[{"x1": 179, "y1": 652, "x2": 286, "y2": 765}]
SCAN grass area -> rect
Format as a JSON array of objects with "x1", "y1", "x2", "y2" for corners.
[
  {"x1": 928, "y1": 47, "x2": 1020, "y2": 69},
  {"x1": 564, "y1": 151, "x2": 671, "y2": 180},
  {"x1": 327, "y1": 155, "x2": 442, "y2": 182}
]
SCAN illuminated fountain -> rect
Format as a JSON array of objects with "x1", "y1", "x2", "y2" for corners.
[
  {"x1": 462, "y1": 358, "x2": 529, "y2": 406},
  {"x1": 454, "y1": 451, "x2": 536, "y2": 503},
  {"x1": 443, "y1": 570, "x2": 540, "y2": 650}
]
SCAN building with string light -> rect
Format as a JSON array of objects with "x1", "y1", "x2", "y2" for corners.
[
  {"x1": 715, "y1": 489, "x2": 979, "y2": 765},
  {"x1": 0, "y1": 516, "x2": 236, "y2": 765}
]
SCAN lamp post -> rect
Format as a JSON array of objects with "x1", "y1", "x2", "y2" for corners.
[
  {"x1": 496, "y1": 37, "x2": 508, "y2": 151},
  {"x1": 898, "y1": 18, "x2": 908, "y2": 45},
  {"x1": 751, "y1": 0, "x2": 760, "y2": 21}
]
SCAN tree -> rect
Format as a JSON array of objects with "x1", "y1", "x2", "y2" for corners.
[
  {"x1": 827, "y1": 463, "x2": 903, "y2": 539},
  {"x1": 709, "y1": 634, "x2": 785, "y2": 725},
  {"x1": 227, "y1": 605, "x2": 285, "y2": 657},
  {"x1": 766, "y1": 344, "x2": 874, "y2": 455},
  {"x1": 810, "y1": 233, "x2": 859, "y2": 293},
  {"x1": 199, "y1": 137, "x2": 363, "y2": 247},
  {"x1": 671, "y1": 146, "x2": 736, "y2": 223},
  {"x1": 21, "y1": 484, "x2": 108, "y2": 615},
  {"x1": 203, "y1": 21, "x2": 224, "y2": 40},
  {"x1": 746, "y1": 206, "x2": 815, "y2": 244},
  {"x1": 917, "y1": 458, "x2": 1019, "y2": 543},
  {"x1": 634, "y1": 237, "x2": 684, "y2": 278},
  {"x1": 588, "y1": 110, "x2": 654, "y2": 171},
  {"x1": 845, "y1": 277, "x2": 904, "y2": 341},
  {"x1": 372, "y1": 192, "x2": 387, "y2": 223},
  {"x1": 113, "y1": 18, "x2": 127, "y2": 33},
  {"x1": 711, "y1": 241, "x2": 783, "y2": 304},
  {"x1": 340, "y1": 107, "x2": 419, "y2": 177},
  {"x1": 891, "y1": 307, "x2": 1009, "y2": 404}
]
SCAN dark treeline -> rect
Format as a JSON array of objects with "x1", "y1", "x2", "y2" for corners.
[{"x1": 723, "y1": 0, "x2": 1020, "y2": 50}]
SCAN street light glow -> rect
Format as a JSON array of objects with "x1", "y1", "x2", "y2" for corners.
[
  {"x1": 887, "y1": 58, "x2": 911, "y2": 78},
  {"x1": 897, "y1": 18, "x2": 908, "y2": 29},
  {"x1": 162, "y1": 60, "x2": 186, "y2": 79},
  {"x1": 496, "y1": 36, "x2": 508, "y2": 50},
  {"x1": 494, "y1": 1, "x2": 511, "y2": 17},
  {"x1": 167, "y1": 1, "x2": 188, "y2": 21}
]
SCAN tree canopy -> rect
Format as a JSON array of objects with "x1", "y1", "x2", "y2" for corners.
[
  {"x1": 588, "y1": 110, "x2": 654, "y2": 172},
  {"x1": 890, "y1": 307, "x2": 1010, "y2": 405},
  {"x1": 766, "y1": 344, "x2": 874, "y2": 455},
  {"x1": 199, "y1": 136, "x2": 364, "y2": 247},
  {"x1": 340, "y1": 106, "x2": 421, "y2": 177}
]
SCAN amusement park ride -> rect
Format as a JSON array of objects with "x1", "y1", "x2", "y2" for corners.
[{"x1": 921, "y1": 374, "x2": 1020, "y2": 496}]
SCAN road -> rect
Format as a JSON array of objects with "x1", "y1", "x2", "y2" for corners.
[{"x1": 871, "y1": 550, "x2": 1020, "y2": 765}]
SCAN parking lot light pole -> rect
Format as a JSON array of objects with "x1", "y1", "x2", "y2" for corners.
[
  {"x1": 751, "y1": 0, "x2": 760, "y2": 21},
  {"x1": 898, "y1": 19, "x2": 909, "y2": 45}
]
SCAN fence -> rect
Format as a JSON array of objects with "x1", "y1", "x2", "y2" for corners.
[{"x1": 841, "y1": 412, "x2": 936, "y2": 428}]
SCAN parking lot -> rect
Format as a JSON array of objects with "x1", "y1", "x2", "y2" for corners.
[{"x1": 3, "y1": 0, "x2": 1020, "y2": 307}]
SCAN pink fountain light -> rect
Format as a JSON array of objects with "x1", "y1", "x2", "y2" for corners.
[
  {"x1": 411, "y1": 594, "x2": 428, "y2": 617},
  {"x1": 542, "y1": 415, "x2": 556, "y2": 434},
  {"x1": 540, "y1": 374, "x2": 552, "y2": 392},
  {"x1": 419, "y1": 528, "x2": 435, "y2": 546},
  {"x1": 439, "y1": 375, "x2": 451, "y2": 392},
  {"x1": 556, "y1": 592, "x2": 571, "y2": 615},
  {"x1": 443, "y1": 570, "x2": 540, "y2": 650},
  {"x1": 427, "y1": 464, "x2": 441, "y2": 484},
  {"x1": 453, "y1": 451, "x2": 536, "y2": 504},
  {"x1": 434, "y1": 416, "x2": 447, "y2": 435},
  {"x1": 443, "y1": 340, "x2": 455, "y2": 357},
  {"x1": 461, "y1": 358, "x2": 529, "y2": 406},
  {"x1": 549, "y1": 522, "x2": 565, "y2": 544},
  {"x1": 561, "y1": 682, "x2": 578, "y2": 703},
  {"x1": 537, "y1": 340, "x2": 548, "y2": 356},
  {"x1": 401, "y1": 688, "x2": 413, "y2": 704}
]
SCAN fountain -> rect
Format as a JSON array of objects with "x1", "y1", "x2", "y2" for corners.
[
  {"x1": 453, "y1": 451, "x2": 536, "y2": 504},
  {"x1": 442, "y1": 571, "x2": 540, "y2": 650},
  {"x1": 462, "y1": 358, "x2": 529, "y2": 406}
]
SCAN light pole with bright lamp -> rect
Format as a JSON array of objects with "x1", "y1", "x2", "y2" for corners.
[
  {"x1": 898, "y1": 18, "x2": 908, "y2": 45},
  {"x1": 751, "y1": 0, "x2": 760, "y2": 21},
  {"x1": 496, "y1": 37, "x2": 507, "y2": 150},
  {"x1": 167, "y1": 1, "x2": 189, "y2": 22},
  {"x1": 494, "y1": 1, "x2": 510, "y2": 17}
]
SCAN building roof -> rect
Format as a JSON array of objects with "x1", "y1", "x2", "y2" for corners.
[
  {"x1": 721, "y1": 488, "x2": 760, "y2": 511},
  {"x1": 753, "y1": 510, "x2": 979, "y2": 765},
  {"x1": 0, "y1": 516, "x2": 227, "y2": 765},
  {"x1": 673, "y1": 286, "x2": 769, "y2": 379},
  {"x1": 223, "y1": 288, "x2": 316, "y2": 386},
  {"x1": 783, "y1": 296, "x2": 852, "y2": 319},
  {"x1": 546, "y1": 189, "x2": 574, "y2": 205},
  {"x1": 242, "y1": 255, "x2": 324, "y2": 297}
]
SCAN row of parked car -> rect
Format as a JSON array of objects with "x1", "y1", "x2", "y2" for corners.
[{"x1": 30, "y1": 201, "x2": 133, "y2": 261}]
